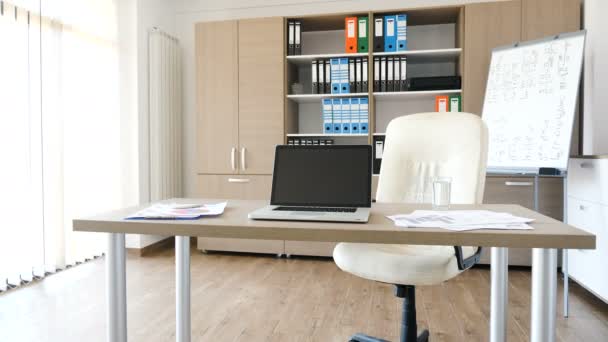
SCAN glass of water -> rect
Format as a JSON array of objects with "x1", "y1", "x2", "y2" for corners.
[{"x1": 432, "y1": 177, "x2": 452, "y2": 210}]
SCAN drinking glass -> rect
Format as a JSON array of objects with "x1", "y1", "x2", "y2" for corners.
[{"x1": 432, "y1": 177, "x2": 452, "y2": 210}]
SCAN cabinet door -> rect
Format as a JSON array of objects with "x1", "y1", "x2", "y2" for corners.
[
  {"x1": 237, "y1": 18, "x2": 285, "y2": 174},
  {"x1": 522, "y1": 0, "x2": 580, "y2": 40},
  {"x1": 463, "y1": 1, "x2": 521, "y2": 115},
  {"x1": 196, "y1": 21, "x2": 239, "y2": 174}
]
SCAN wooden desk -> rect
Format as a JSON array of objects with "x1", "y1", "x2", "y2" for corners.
[{"x1": 74, "y1": 199, "x2": 596, "y2": 342}]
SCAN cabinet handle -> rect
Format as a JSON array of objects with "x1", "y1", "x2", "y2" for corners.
[
  {"x1": 228, "y1": 178, "x2": 250, "y2": 183},
  {"x1": 231, "y1": 147, "x2": 236, "y2": 171},
  {"x1": 505, "y1": 181, "x2": 533, "y2": 186},
  {"x1": 580, "y1": 162, "x2": 593, "y2": 169},
  {"x1": 241, "y1": 147, "x2": 247, "y2": 171}
]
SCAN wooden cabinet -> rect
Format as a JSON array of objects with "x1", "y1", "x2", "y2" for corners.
[
  {"x1": 196, "y1": 21, "x2": 239, "y2": 174},
  {"x1": 522, "y1": 0, "x2": 580, "y2": 40},
  {"x1": 195, "y1": 18, "x2": 284, "y2": 254},
  {"x1": 238, "y1": 18, "x2": 285, "y2": 174},
  {"x1": 196, "y1": 18, "x2": 284, "y2": 176},
  {"x1": 463, "y1": 1, "x2": 521, "y2": 115}
]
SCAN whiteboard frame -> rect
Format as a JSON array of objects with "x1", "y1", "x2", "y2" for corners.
[{"x1": 482, "y1": 30, "x2": 586, "y2": 175}]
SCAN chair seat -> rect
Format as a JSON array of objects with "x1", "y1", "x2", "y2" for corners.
[{"x1": 333, "y1": 243, "x2": 477, "y2": 286}]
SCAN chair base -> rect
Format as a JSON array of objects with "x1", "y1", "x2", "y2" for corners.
[{"x1": 349, "y1": 330, "x2": 429, "y2": 342}]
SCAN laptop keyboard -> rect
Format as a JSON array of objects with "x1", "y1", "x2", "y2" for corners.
[{"x1": 274, "y1": 206, "x2": 357, "y2": 213}]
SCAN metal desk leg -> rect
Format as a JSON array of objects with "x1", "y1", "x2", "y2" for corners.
[
  {"x1": 531, "y1": 248, "x2": 557, "y2": 342},
  {"x1": 107, "y1": 233, "x2": 127, "y2": 342},
  {"x1": 490, "y1": 247, "x2": 509, "y2": 342},
  {"x1": 176, "y1": 236, "x2": 191, "y2": 342},
  {"x1": 563, "y1": 249, "x2": 569, "y2": 318}
]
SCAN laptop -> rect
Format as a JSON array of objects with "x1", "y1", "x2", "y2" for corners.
[{"x1": 248, "y1": 145, "x2": 372, "y2": 223}]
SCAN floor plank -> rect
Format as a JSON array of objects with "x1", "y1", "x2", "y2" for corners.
[{"x1": 0, "y1": 249, "x2": 607, "y2": 342}]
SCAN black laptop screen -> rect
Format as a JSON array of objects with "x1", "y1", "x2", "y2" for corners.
[{"x1": 270, "y1": 145, "x2": 372, "y2": 208}]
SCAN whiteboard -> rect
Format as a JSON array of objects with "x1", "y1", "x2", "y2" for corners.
[{"x1": 482, "y1": 31, "x2": 585, "y2": 173}]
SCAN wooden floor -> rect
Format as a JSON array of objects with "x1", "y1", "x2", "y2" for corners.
[{"x1": 1, "y1": 248, "x2": 607, "y2": 342}]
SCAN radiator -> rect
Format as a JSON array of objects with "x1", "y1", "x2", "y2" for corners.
[{"x1": 149, "y1": 29, "x2": 182, "y2": 201}]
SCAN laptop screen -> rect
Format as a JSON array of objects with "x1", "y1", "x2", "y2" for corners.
[{"x1": 270, "y1": 145, "x2": 372, "y2": 208}]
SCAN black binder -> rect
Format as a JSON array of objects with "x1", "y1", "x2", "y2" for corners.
[
  {"x1": 288, "y1": 21, "x2": 295, "y2": 55},
  {"x1": 349, "y1": 59, "x2": 356, "y2": 93},
  {"x1": 380, "y1": 57, "x2": 387, "y2": 92},
  {"x1": 311, "y1": 60, "x2": 319, "y2": 94},
  {"x1": 355, "y1": 58, "x2": 362, "y2": 93},
  {"x1": 387, "y1": 57, "x2": 394, "y2": 92},
  {"x1": 324, "y1": 60, "x2": 331, "y2": 94},
  {"x1": 317, "y1": 59, "x2": 325, "y2": 94},
  {"x1": 294, "y1": 21, "x2": 302, "y2": 55},
  {"x1": 373, "y1": 16, "x2": 384, "y2": 52},
  {"x1": 373, "y1": 135, "x2": 385, "y2": 174},
  {"x1": 374, "y1": 57, "x2": 380, "y2": 91},
  {"x1": 399, "y1": 57, "x2": 407, "y2": 91},
  {"x1": 362, "y1": 59, "x2": 368, "y2": 92}
]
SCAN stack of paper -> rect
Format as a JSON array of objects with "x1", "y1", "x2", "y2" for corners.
[
  {"x1": 126, "y1": 202, "x2": 227, "y2": 220},
  {"x1": 387, "y1": 210, "x2": 534, "y2": 231}
]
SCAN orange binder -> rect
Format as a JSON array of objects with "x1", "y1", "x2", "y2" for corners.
[
  {"x1": 345, "y1": 17, "x2": 358, "y2": 53},
  {"x1": 435, "y1": 95, "x2": 449, "y2": 112}
]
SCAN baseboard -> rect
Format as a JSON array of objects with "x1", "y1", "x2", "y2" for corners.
[
  {"x1": 126, "y1": 237, "x2": 197, "y2": 257},
  {"x1": 127, "y1": 237, "x2": 175, "y2": 257}
]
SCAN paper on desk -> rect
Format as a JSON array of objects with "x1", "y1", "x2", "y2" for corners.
[
  {"x1": 125, "y1": 202, "x2": 227, "y2": 220},
  {"x1": 387, "y1": 210, "x2": 534, "y2": 231}
]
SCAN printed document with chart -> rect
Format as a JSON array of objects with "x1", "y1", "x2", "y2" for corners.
[{"x1": 388, "y1": 210, "x2": 534, "y2": 231}]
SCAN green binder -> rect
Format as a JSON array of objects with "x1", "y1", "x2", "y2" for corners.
[
  {"x1": 449, "y1": 95, "x2": 462, "y2": 112},
  {"x1": 357, "y1": 17, "x2": 369, "y2": 53}
]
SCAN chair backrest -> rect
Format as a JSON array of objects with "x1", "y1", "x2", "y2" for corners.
[{"x1": 376, "y1": 112, "x2": 488, "y2": 205}]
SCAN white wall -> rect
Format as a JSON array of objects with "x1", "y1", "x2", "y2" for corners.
[
  {"x1": 174, "y1": 0, "x2": 495, "y2": 198},
  {"x1": 583, "y1": 0, "x2": 608, "y2": 155}
]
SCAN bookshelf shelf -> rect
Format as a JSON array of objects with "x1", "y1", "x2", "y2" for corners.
[
  {"x1": 286, "y1": 52, "x2": 368, "y2": 65},
  {"x1": 287, "y1": 93, "x2": 369, "y2": 104},
  {"x1": 373, "y1": 89, "x2": 461, "y2": 99},
  {"x1": 373, "y1": 48, "x2": 461, "y2": 63},
  {"x1": 286, "y1": 133, "x2": 369, "y2": 137}
]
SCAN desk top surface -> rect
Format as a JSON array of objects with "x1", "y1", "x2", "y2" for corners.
[{"x1": 73, "y1": 199, "x2": 595, "y2": 249}]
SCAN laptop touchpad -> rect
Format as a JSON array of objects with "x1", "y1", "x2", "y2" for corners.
[{"x1": 290, "y1": 212, "x2": 324, "y2": 216}]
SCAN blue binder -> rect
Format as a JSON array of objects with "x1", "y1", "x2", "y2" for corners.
[
  {"x1": 396, "y1": 14, "x2": 407, "y2": 51},
  {"x1": 360, "y1": 98, "x2": 369, "y2": 133},
  {"x1": 340, "y1": 58, "x2": 350, "y2": 93},
  {"x1": 350, "y1": 98, "x2": 360, "y2": 133},
  {"x1": 341, "y1": 98, "x2": 351, "y2": 133},
  {"x1": 322, "y1": 99, "x2": 333, "y2": 133},
  {"x1": 332, "y1": 98, "x2": 342, "y2": 133},
  {"x1": 330, "y1": 58, "x2": 341, "y2": 94},
  {"x1": 384, "y1": 15, "x2": 397, "y2": 52}
]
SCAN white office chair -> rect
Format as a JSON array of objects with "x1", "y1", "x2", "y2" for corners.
[{"x1": 333, "y1": 112, "x2": 488, "y2": 342}]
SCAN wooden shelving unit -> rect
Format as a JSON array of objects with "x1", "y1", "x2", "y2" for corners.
[{"x1": 285, "y1": 7, "x2": 464, "y2": 140}]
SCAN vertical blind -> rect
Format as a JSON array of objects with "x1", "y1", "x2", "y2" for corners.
[{"x1": 0, "y1": 0, "x2": 134, "y2": 291}]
